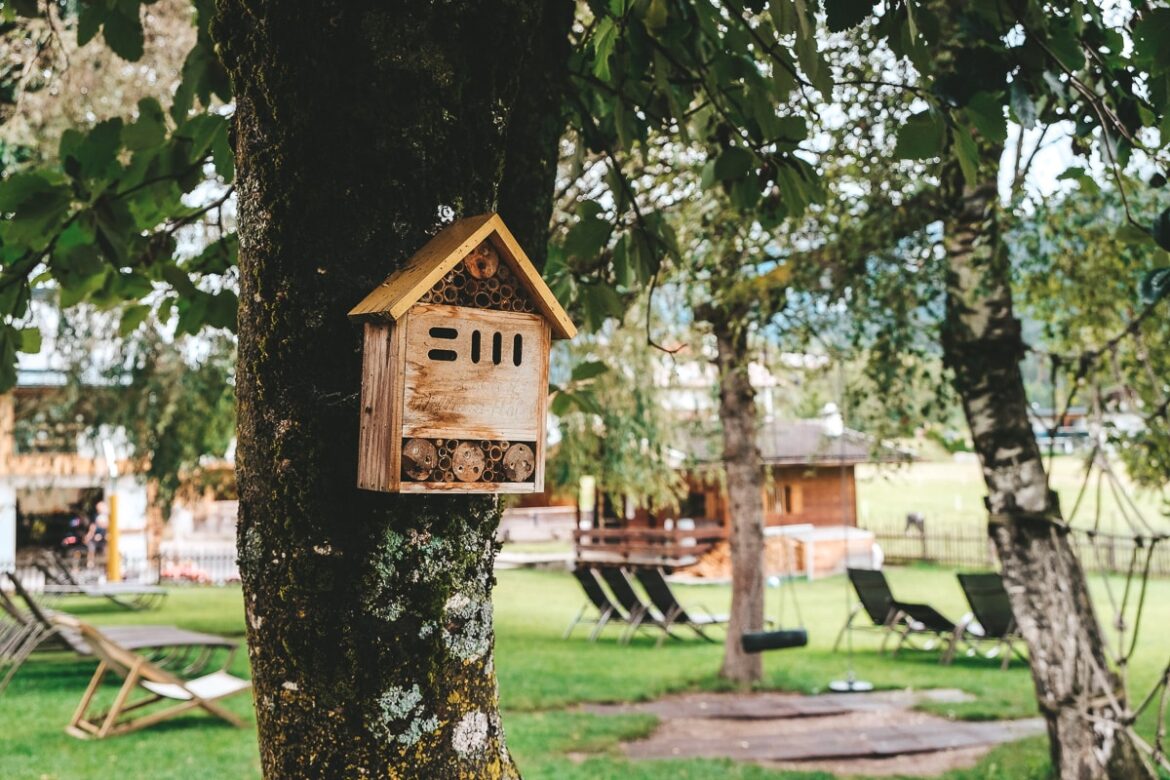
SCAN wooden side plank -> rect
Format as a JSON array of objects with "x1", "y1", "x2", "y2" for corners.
[
  {"x1": 534, "y1": 321, "x2": 550, "y2": 493},
  {"x1": 356, "y1": 322, "x2": 394, "y2": 491}
]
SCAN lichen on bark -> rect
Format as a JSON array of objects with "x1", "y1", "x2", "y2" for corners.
[{"x1": 210, "y1": 1, "x2": 569, "y2": 776}]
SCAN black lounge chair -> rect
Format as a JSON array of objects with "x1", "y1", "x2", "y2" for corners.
[
  {"x1": 835, "y1": 568, "x2": 903, "y2": 652},
  {"x1": 837, "y1": 568, "x2": 960, "y2": 655},
  {"x1": 564, "y1": 566, "x2": 630, "y2": 641},
  {"x1": 634, "y1": 567, "x2": 727, "y2": 643},
  {"x1": 946, "y1": 572, "x2": 1027, "y2": 669},
  {"x1": 597, "y1": 566, "x2": 676, "y2": 645}
]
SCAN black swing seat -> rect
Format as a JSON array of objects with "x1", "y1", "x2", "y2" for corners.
[{"x1": 740, "y1": 628, "x2": 809, "y2": 653}]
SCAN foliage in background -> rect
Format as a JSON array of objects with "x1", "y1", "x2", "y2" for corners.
[
  {"x1": 549, "y1": 305, "x2": 687, "y2": 514},
  {"x1": 1011, "y1": 179, "x2": 1170, "y2": 488}
]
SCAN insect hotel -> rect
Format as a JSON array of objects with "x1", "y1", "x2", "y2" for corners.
[{"x1": 349, "y1": 213, "x2": 576, "y2": 494}]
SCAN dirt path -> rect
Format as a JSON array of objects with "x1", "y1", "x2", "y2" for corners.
[{"x1": 583, "y1": 689, "x2": 1044, "y2": 777}]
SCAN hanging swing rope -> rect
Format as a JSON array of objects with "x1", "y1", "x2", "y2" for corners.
[{"x1": 1041, "y1": 367, "x2": 1170, "y2": 775}]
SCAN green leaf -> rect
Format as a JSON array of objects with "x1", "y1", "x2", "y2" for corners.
[
  {"x1": 1046, "y1": 18, "x2": 1085, "y2": 71},
  {"x1": 1154, "y1": 207, "x2": 1170, "y2": 253},
  {"x1": 1134, "y1": 10, "x2": 1170, "y2": 75},
  {"x1": 119, "y1": 304, "x2": 152, "y2": 336},
  {"x1": 123, "y1": 97, "x2": 167, "y2": 151},
  {"x1": 0, "y1": 327, "x2": 16, "y2": 393},
  {"x1": 592, "y1": 17, "x2": 619, "y2": 81},
  {"x1": 1140, "y1": 268, "x2": 1170, "y2": 304},
  {"x1": 965, "y1": 92, "x2": 1007, "y2": 144},
  {"x1": 0, "y1": 171, "x2": 65, "y2": 212},
  {"x1": 699, "y1": 159, "x2": 718, "y2": 190},
  {"x1": 1009, "y1": 81, "x2": 1037, "y2": 130},
  {"x1": 1115, "y1": 221, "x2": 1154, "y2": 248},
  {"x1": 713, "y1": 147, "x2": 753, "y2": 181},
  {"x1": 17, "y1": 327, "x2": 41, "y2": 354},
  {"x1": 894, "y1": 111, "x2": 945, "y2": 159},
  {"x1": 952, "y1": 126, "x2": 981, "y2": 184},
  {"x1": 1055, "y1": 166, "x2": 1100, "y2": 195},
  {"x1": 824, "y1": 0, "x2": 873, "y2": 33},
  {"x1": 571, "y1": 360, "x2": 610, "y2": 382},
  {"x1": 206, "y1": 290, "x2": 239, "y2": 331},
  {"x1": 61, "y1": 118, "x2": 124, "y2": 181},
  {"x1": 564, "y1": 214, "x2": 612, "y2": 262},
  {"x1": 77, "y1": 4, "x2": 102, "y2": 45},
  {"x1": 102, "y1": 6, "x2": 146, "y2": 61},
  {"x1": 643, "y1": 0, "x2": 668, "y2": 31}
]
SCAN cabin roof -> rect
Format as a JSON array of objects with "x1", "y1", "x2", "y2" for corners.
[
  {"x1": 348, "y1": 213, "x2": 576, "y2": 340},
  {"x1": 680, "y1": 419, "x2": 911, "y2": 467}
]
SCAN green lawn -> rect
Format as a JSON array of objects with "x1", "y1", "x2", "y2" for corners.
[
  {"x1": 3, "y1": 567, "x2": 1168, "y2": 779},
  {"x1": 857, "y1": 457, "x2": 1169, "y2": 535}
]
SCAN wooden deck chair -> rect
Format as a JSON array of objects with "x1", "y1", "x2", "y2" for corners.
[
  {"x1": 4, "y1": 573, "x2": 223, "y2": 677},
  {"x1": 597, "y1": 567, "x2": 675, "y2": 645},
  {"x1": 945, "y1": 572, "x2": 1027, "y2": 669},
  {"x1": 36, "y1": 557, "x2": 166, "y2": 611},
  {"x1": 50, "y1": 614, "x2": 249, "y2": 739},
  {"x1": 564, "y1": 566, "x2": 631, "y2": 641},
  {"x1": 634, "y1": 567, "x2": 727, "y2": 644},
  {"x1": 0, "y1": 586, "x2": 47, "y2": 695}
]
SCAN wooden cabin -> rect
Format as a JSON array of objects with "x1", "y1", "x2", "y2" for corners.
[{"x1": 657, "y1": 419, "x2": 907, "y2": 531}]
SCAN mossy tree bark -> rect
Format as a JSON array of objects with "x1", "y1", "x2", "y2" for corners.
[
  {"x1": 212, "y1": 2, "x2": 569, "y2": 776},
  {"x1": 712, "y1": 314, "x2": 765, "y2": 684},
  {"x1": 940, "y1": 161, "x2": 1153, "y2": 779}
]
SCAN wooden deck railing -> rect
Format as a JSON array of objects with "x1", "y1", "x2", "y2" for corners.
[{"x1": 572, "y1": 526, "x2": 727, "y2": 564}]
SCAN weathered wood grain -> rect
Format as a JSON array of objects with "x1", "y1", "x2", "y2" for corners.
[
  {"x1": 347, "y1": 213, "x2": 576, "y2": 340},
  {"x1": 401, "y1": 304, "x2": 545, "y2": 442}
]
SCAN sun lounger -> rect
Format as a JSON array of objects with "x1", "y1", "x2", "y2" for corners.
[
  {"x1": 633, "y1": 567, "x2": 727, "y2": 643},
  {"x1": 564, "y1": 566, "x2": 632, "y2": 641},
  {"x1": 2, "y1": 573, "x2": 225, "y2": 684},
  {"x1": 597, "y1": 566, "x2": 677, "y2": 645},
  {"x1": 837, "y1": 568, "x2": 961, "y2": 655},
  {"x1": 945, "y1": 572, "x2": 1027, "y2": 669},
  {"x1": 50, "y1": 614, "x2": 249, "y2": 739},
  {"x1": 35, "y1": 557, "x2": 166, "y2": 611}
]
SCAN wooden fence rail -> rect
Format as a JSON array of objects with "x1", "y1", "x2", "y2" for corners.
[{"x1": 864, "y1": 518, "x2": 1170, "y2": 577}]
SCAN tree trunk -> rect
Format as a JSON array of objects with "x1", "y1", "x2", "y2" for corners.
[
  {"x1": 212, "y1": 3, "x2": 567, "y2": 776},
  {"x1": 713, "y1": 316, "x2": 765, "y2": 684},
  {"x1": 941, "y1": 166, "x2": 1153, "y2": 779}
]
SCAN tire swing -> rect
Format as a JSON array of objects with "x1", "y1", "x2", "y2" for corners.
[{"x1": 740, "y1": 545, "x2": 809, "y2": 653}]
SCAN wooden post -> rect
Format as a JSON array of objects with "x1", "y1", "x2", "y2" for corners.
[{"x1": 106, "y1": 493, "x2": 121, "y2": 583}]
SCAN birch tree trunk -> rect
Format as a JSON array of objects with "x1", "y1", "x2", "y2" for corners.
[
  {"x1": 940, "y1": 164, "x2": 1152, "y2": 779},
  {"x1": 212, "y1": 3, "x2": 566, "y2": 776},
  {"x1": 713, "y1": 315, "x2": 765, "y2": 684}
]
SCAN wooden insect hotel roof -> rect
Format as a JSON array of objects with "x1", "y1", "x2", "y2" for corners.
[{"x1": 348, "y1": 212, "x2": 577, "y2": 340}]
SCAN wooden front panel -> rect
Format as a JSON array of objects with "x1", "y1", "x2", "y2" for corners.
[{"x1": 401, "y1": 304, "x2": 547, "y2": 442}]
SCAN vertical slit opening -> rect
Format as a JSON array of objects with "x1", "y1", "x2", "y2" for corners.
[
  {"x1": 471, "y1": 331, "x2": 481, "y2": 364},
  {"x1": 513, "y1": 334, "x2": 523, "y2": 366},
  {"x1": 492, "y1": 332, "x2": 502, "y2": 365}
]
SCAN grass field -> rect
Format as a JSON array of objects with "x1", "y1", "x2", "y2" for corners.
[
  {"x1": 3, "y1": 566, "x2": 1168, "y2": 779},
  {"x1": 857, "y1": 456, "x2": 1169, "y2": 534}
]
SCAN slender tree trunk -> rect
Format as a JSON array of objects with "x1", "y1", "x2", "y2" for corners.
[
  {"x1": 212, "y1": 3, "x2": 567, "y2": 776},
  {"x1": 941, "y1": 165, "x2": 1153, "y2": 779},
  {"x1": 713, "y1": 315, "x2": 765, "y2": 684}
]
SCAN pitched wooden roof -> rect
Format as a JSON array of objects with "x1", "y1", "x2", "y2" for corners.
[{"x1": 348, "y1": 213, "x2": 576, "y2": 340}]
